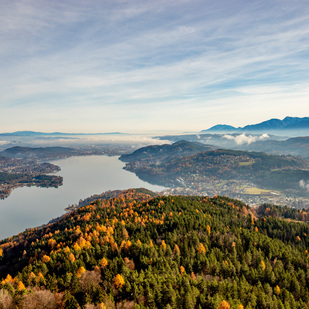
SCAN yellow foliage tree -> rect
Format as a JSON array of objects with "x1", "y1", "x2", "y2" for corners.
[
  {"x1": 161, "y1": 240, "x2": 167, "y2": 251},
  {"x1": 198, "y1": 243, "x2": 206, "y2": 254},
  {"x1": 77, "y1": 266, "x2": 86, "y2": 278},
  {"x1": 73, "y1": 242, "x2": 81, "y2": 252},
  {"x1": 17, "y1": 281, "x2": 26, "y2": 291},
  {"x1": 48, "y1": 238, "x2": 57, "y2": 248},
  {"x1": 64, "y1": 246, "x2": 70, "y2": 253},
  {"x1": 2, "y1": 274, "x2": 15, "y2": 285},
  {"x1": 180, "y1": 266, "x2": 185, "y2": 276},
  {"x1": 114, "y1": 274, "x2": 125, "y2": 289},
  {"x1": 274, "y1": 285, "x2": 280, "y2": 295},
  {"x1": 217, "y1": 300, "x2": 230, "y2": 309},
  {"x1": 42, "y1": 255, "x2": 51, "y2": 263},
  {"x1": 100, "y1": 258, "x2": 108, "y2": 268},
  {"x1": 125, "y1": 240, "x2": 132, "y2": 250}
]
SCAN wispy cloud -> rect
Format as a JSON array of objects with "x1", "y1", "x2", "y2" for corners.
[{"x1": 1, "y1": 0, "x2": 309, "y2": 132}]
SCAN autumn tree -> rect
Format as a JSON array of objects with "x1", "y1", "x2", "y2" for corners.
[
  {"x1": 114, "y1": 274, "x2": 125, "y2": 289},
  {"x1": 218, "y1": 300, "x2": 230, "y2": 309}
]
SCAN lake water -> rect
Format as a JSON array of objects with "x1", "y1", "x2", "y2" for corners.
[{"x1": 0, "y1": 155, "x2": 166, "y2": 240}]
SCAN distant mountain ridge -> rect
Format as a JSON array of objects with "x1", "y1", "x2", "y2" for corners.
[
  {"x1": 202, "y1": 116, "x2": 309, "y2": 133},
  {"x1": 0, "y1": 131, "x2": 125, "y2": 136},
  {"x1": 0, "y1": 146, "x2": 77, "y2": 159},
  {"x1": 120, "y1": 140, "x2": 215, "y2": 163}
]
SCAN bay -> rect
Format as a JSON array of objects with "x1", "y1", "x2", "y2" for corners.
[{"x1": 0, "y1": 155, "x2": 166, "y2": 240}]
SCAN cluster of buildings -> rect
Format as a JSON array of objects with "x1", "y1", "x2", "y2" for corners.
[{"x1": 161, "y1": 177, "x2": 309, "y2": 209}]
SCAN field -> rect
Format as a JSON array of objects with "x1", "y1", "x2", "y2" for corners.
[
  {"x1": 238, "y1": 160, "x2": 255, "y2": 166},
  {"x1": 244, "y1": 187, "x2": 273, "y2": 195}
]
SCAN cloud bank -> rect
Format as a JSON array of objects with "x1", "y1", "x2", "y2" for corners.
[
  {"x1": 0, "y1": 141, "x2": 10, "y2": 146},
  {"x1": 223, "y1": 133, "x2": 269, "y2": 145}
]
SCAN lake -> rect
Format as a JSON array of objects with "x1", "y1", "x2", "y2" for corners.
[{"x1": 0, "y1": 155, "x2": 166, "y2": 240}]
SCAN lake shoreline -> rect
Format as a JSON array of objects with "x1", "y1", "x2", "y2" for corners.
[{"x1": 0, "y1": 155, "x2": 167, "y2": 240}]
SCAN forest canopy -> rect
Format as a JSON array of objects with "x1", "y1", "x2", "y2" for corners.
[{"x1": 1, "y1": 188, "x2": 309, "y2": 308}]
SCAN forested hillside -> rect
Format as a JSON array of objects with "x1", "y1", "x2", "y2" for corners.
[
  {"x1": 1, "y1": 189, "x2": 309, "y2": 308},
  {"x1": 123, "y1": 148, "x2": 309, "y2": 196},
  {"x1": 120, "y1": 140, "x2": 215, "y2": 163}
]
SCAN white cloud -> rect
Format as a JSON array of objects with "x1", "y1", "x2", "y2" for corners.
[
  {"x1": 223, "y1": 133, "x2": 269, "y2": 145},
  {"x1": 299, "y1": 180, "x2": 309, "y2": 192}
]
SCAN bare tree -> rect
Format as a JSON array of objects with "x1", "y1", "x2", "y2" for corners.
[
  {"x1": 0, "y1": 289, "x2": 14, "y2": 309},
  {"x1": 80, "y1": 270, "x2": 102, "y2": 292},
  {"x1": 20, "y1": 290, "x2": 57, "y2": 309}
]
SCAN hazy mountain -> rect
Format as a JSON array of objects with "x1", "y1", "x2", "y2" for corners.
[
  {"x1": 202, "y1": 116, "x2": 309, "y2": 133},
  {"x1": 237, "y1": 136, "x2": 309, "y2": 158},
  {"x1": 157, "y1": 134, "x2": 309, "y2": 159},
  {"x1": 201, "y1": 124, "x2": 238, "y2": 132},
  {"x1": 242, "y1": 116, "x2": 308, "y2": 131},
  {"x1": 0, "y1": 131, "x2": 125, "y2": 136},
  {"x1": 285, "y1": 119, "x2": 309, "y2": 129},
  {"x1": 0, "y1": 146, "x2": 77, "y2": 159},
  {"x1": 120, "y1": 140, "x2": 215, "y2": 163}
]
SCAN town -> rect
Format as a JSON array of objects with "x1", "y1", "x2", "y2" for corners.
[
  {"x1": 0, "y1": 156, "x2": 62, "y2": 199},
  {"x1": 161, "y1": 177, "x2": 309, "y2": 208}
]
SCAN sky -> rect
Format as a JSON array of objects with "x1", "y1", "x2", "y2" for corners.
[{"x1": 1, "y1": 0, "x2": 309, "y2": 133}]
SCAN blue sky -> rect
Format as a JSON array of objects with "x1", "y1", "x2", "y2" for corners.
[{"x1": 1, "y1": 0, "x2": 309, "y2": 133}]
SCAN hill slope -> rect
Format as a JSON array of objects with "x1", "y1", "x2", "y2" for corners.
[
  {"x1": 156, "y1": 134, "x2": 309, "y2": 159},
  {"x1": 124, "y1": 148, "x2": 309, "y2": 196},
  {"x1": 120, "y1": 140, "x2": 215, "y2": 163},
  {"x1": 1, "y1": 189, "x2": 309, "y2": 308},
  {"x1": 0, "y1": 146, "x2": 77, "y2": 160}
]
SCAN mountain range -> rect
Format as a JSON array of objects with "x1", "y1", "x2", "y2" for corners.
[
  {"x1": 0, "y1": 131, "x2": 125, "y2": 136},
  {"x1": 120, "y1": 140, "x2": 214, "y2": 163},
  {"x1": 202, "y1": 116, "x2": 309, "y2": 133}
]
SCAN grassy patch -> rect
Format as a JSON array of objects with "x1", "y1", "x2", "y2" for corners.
[
  {"x1": 239, "y1": 160, "x2": 254, "y2": 166},
  {"x1": 244, "y1": 187, "x2": 272, "y2": 195}
]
